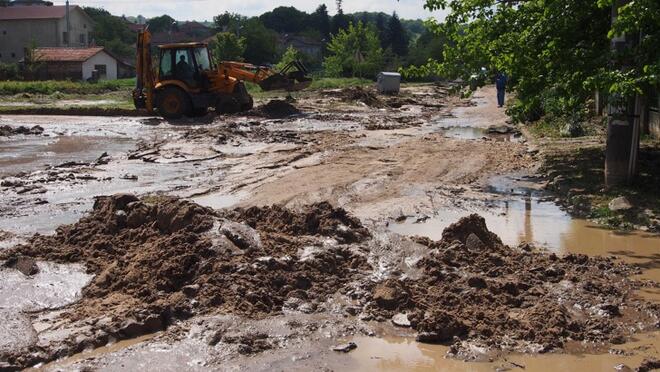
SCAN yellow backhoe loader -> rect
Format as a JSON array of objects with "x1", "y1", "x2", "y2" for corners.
[{"x1": 132, "y1": 28, "x2": 311, "y2": 119}]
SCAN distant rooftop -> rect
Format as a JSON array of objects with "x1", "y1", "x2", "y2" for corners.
[
  {"x1": 32, "y1": 47, "x2": 105, "y2": 62},
  {"x1": 0, "y1": 4, "x2": 84, "y2": 21}
]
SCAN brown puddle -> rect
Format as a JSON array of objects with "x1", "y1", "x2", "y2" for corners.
[
  {"x1": 388, "y1": 197, "x2": 660, "y2": 282},
  {"x1": 31, "y1": 333, "x2": 159, "y2": 371},
  {"x1": 346, "y1": 332, "x2": 660, "y2": 371}
]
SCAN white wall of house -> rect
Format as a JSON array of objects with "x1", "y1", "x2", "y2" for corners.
[
  {"x1": 56, "y1": 7, "x2": 93, "y2": 47},
  {"x1": 82, "y1": 51, "x2": 118, "y2": 80}
]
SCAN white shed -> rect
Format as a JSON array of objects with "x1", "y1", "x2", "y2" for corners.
[
  {"x1": 31, "y1": 47, "x2": 121, "y2": 80},
  {"x1": 377, "y1": 72, "x2": 401, "y2": 94}
]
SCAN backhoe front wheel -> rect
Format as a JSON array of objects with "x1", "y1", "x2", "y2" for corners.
[{"x1": 157, "y1": 87, "x2": 190, "y2": 119}]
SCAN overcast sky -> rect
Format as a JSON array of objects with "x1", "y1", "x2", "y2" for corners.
[{"x1": 51, "y1": 0, "x2": 448, "y2": 22}]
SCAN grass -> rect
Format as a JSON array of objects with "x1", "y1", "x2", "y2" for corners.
[
  {"x1": 0, "y1": 78, "x2": 135, "y2": 95},
  {"x1": 528, "y1": 115, "x2": 605, "y2": 139},
  {"x1": 0, "y1": 76, "x2": 376, "y2": 110},
  {"x1": 543, "y1": 144, "x2": 660, "y2": 230}
]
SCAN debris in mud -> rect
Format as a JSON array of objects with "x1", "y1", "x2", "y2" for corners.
[
  {"x1": 0, "y1": 195, "x2": 370, "y2": 368},
  {"x1": 487, "y1": 124, "x2": 517, "y2": 135},
  {"x1": 636, "y1": 358, "x2": 660, "y2": 372},
  {"x1": 336, "y1": 87, "x2": 382, "y2": 107},
  {"x1": 255, "y1": 100, "x2": 301, "y2": 119},
  {"x1": 332, "y1": 341, "x2": 357, "y2": 352},
  {"x1": 366, "y1": 214, "x2": 659, "y2": 354},
  {"x1": 1, "y1": 197, "x2": 658, "y2": 368},
  {"x1": 391, "y1": 313, "x2": 411, "y2": 327},
  {"x1": 3, "y1": 255, "x2": 39, "y2": 276},
  {"x1": 0, "y1": 125, "x2": 44, "y2": 136}
]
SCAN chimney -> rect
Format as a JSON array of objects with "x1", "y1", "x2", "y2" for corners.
[{"x1": 65, "y1": 0, "x2": 70, "y2": 46}]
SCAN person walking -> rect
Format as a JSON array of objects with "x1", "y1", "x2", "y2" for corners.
[{"x1": 495, "y1": 72, "x2": 507, "y2": 108}]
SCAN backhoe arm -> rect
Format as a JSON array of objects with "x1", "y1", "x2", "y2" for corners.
[
  {"x1": 133, "y1": 28, "x2": 155, "y2": 113},
  {"x1": 218, "y1": 60, "x2": 311, "y2": 92}
]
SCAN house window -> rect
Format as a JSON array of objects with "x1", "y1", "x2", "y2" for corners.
[
  {"x1": 80, "y1": 33, "x2": 86, "y2": 44},
  {"x1": 94, "y1": 64, "x2": 107, "y2": 79},
  {"x1": 11, "y1": 52, "x2": 15, "y2": 58},
  {"x1": 2, "y1": 31, "x2": 6, "y2": 35},
  {"x1": 62, "y1": 32, "x2": 69, "y2": 44},
  {"x1": 83, "y1": 24, "x2": 87, "y2": 29}
]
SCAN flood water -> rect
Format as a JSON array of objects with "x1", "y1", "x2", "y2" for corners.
[{"x1": 346, "y1": 333, "x2": 660, "y2": 372}]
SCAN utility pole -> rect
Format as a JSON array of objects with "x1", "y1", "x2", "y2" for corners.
[
  {"x1": 604, "y1": 0, "x2": 640, "y2": 187},
  {"x1": 65, "y1": 0, "x2": 70, "y2": 47}
]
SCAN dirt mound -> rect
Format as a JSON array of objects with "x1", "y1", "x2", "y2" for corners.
[
  {"x1": 367, "y1": 214, "x2": 658, "y2": 354},
  {"x1": 0, "y1": 195, "x2": 370, "y2": 367},
  {"x1": 255, "y1": 100, "x2": 301, "y2": 118},
  {"x1": 228, "y1": 202, "x2": 370, "y2": 249},
  {"x1": 336, "y1": 87, "x2": 383, "y2": 107},
  {"x1": 0, "y1": 125, "x2": 44, "y2": 136}
]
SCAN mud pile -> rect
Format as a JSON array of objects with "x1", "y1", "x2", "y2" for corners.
[
  {"x1": 336, "y1": 87, "x2": 383, "y2": 107},
  {"x1": 0, "y1": 194, "x2": 370, "y2": 367},
  {"x1": 367, "y1": 214, "x2": 659, "y2": 355},
  {"x1": 255, "y1": 100, "x2": 301, "y2": 118},
  {"x1": 0, "y1": 125, "x2": 44, "y2": 136}
]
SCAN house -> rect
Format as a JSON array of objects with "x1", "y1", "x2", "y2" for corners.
[
  {"x1": 278, "y1": 34, "x2": 324, "y2": 61},
  {"x1": 27, "y1": 47, "x2": 127, "y2": 80},
  {"x1": 0, "y1": 3, "x2": 94, "y2": 63}
]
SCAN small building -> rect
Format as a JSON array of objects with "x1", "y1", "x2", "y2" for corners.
[
  {"x1": 278, "y1": 34, "x2": 323, "y2": 61},
  {"x1": 0, "y1": 3, "x2": 94, "y2": 63},
  {"x1": 27, "y1": 47, "x2": 125, "y2": 80}
]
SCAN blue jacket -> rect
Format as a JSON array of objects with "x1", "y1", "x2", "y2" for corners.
[{"x1": 496, "y1": 74, "x2": 507, "y2": 90}]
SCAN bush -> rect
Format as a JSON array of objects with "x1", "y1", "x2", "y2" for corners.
[{"x1": 0, "y1": 63, "x2": 20, "y2": 80}]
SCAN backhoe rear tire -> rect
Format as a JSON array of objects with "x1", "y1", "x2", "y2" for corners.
[{"x1": 157, "y1": 87, "x2": 191, "y2": 119}]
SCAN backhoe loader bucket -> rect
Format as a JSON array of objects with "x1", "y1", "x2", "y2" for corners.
[{"x1": 258, "y1": 60, "x2": 312, "y2": 92}]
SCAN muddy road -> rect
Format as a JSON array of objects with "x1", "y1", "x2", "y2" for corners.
[{"x1": 0, "y1": 84, "x2": 658, "y2": 371}]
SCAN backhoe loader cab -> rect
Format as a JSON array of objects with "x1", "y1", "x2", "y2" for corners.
[{"x1": 133, "y1": 29, "x2": 311, "y2": 119}]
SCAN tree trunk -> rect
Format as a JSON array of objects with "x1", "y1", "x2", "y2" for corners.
[{"x1": 604, "y1": 0, "x2": 640, "y2": 187}]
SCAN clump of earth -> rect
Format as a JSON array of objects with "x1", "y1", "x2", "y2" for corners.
[
  {"x1": 1, "y1": 196, "x2": 657, "y2": 368},
  {"x1": 0, "y1": 125, "x2": 44, "y2": 136},
  {"x1": 255, "y1": 100, "x2": 301, "y2": 118},
  {"x1": 365, "y1": 214, "x2": 659, "y2": 356},
  {"x1": 336, "y1": 86, "x2": 383, "y2": 107}
]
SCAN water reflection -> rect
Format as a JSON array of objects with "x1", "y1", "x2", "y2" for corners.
[{"x1": 388, "y1": 193, "x2": 660, "y2": 281}]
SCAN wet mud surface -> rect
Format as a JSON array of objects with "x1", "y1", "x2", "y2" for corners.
[
  {"x1": 0, "y1": 84, "x2": 658, "y2": 370},
  {"x1": 1, "y1": 196, "x2": 658, "y2": 370}
]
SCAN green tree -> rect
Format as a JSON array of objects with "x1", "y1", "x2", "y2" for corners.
[
  {"x1": 407, "y1": 30, "x2": 445, "y2": 67},
  {"x1": 83, "y1": 7, "x2": 135, "y2": 59},
  {"x1": 147, "y1": 14, "x2": 176, "y2": 33},
  {"x1": 311, "y1": 4, "x2": 331, "y2": 40},
  {"x1": 386, "y1": 12, "x2": 408, "y2": 56},
  {"x1": 213, "y1": 12, "x2": 246, "y2": 34},
  {"x1": 276, "y1": 45, "x2": 301, "y2": 70},
  {"x1": 241, "y1": 18, "x2": 279, "y2": 64},
  {"x1": 375, "y1": 13, "x2": 388, "y2": 48},
  {"x1": 259, "y1": 6, "x2": 309, "y2": 33},
  {"x1": 331, "y1": 0, "x2": 350, "y2": 34},
  {"x1": 323, "y1": 21, "x2": 384, "y2": 78},
  {"x1": 210, "y1": 32, "x2": 246, "y2": 61},
  {"x1": 410, "y1": 0, "x2": 614, "y2": 122}
]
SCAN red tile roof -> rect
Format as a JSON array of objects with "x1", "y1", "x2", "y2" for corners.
[
  {"x1": 0, "y1": 5, "x2": 82, "y2": 20},
  {"x1": 33, "y1": 47, "x2": 106, "y2": 62}
]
